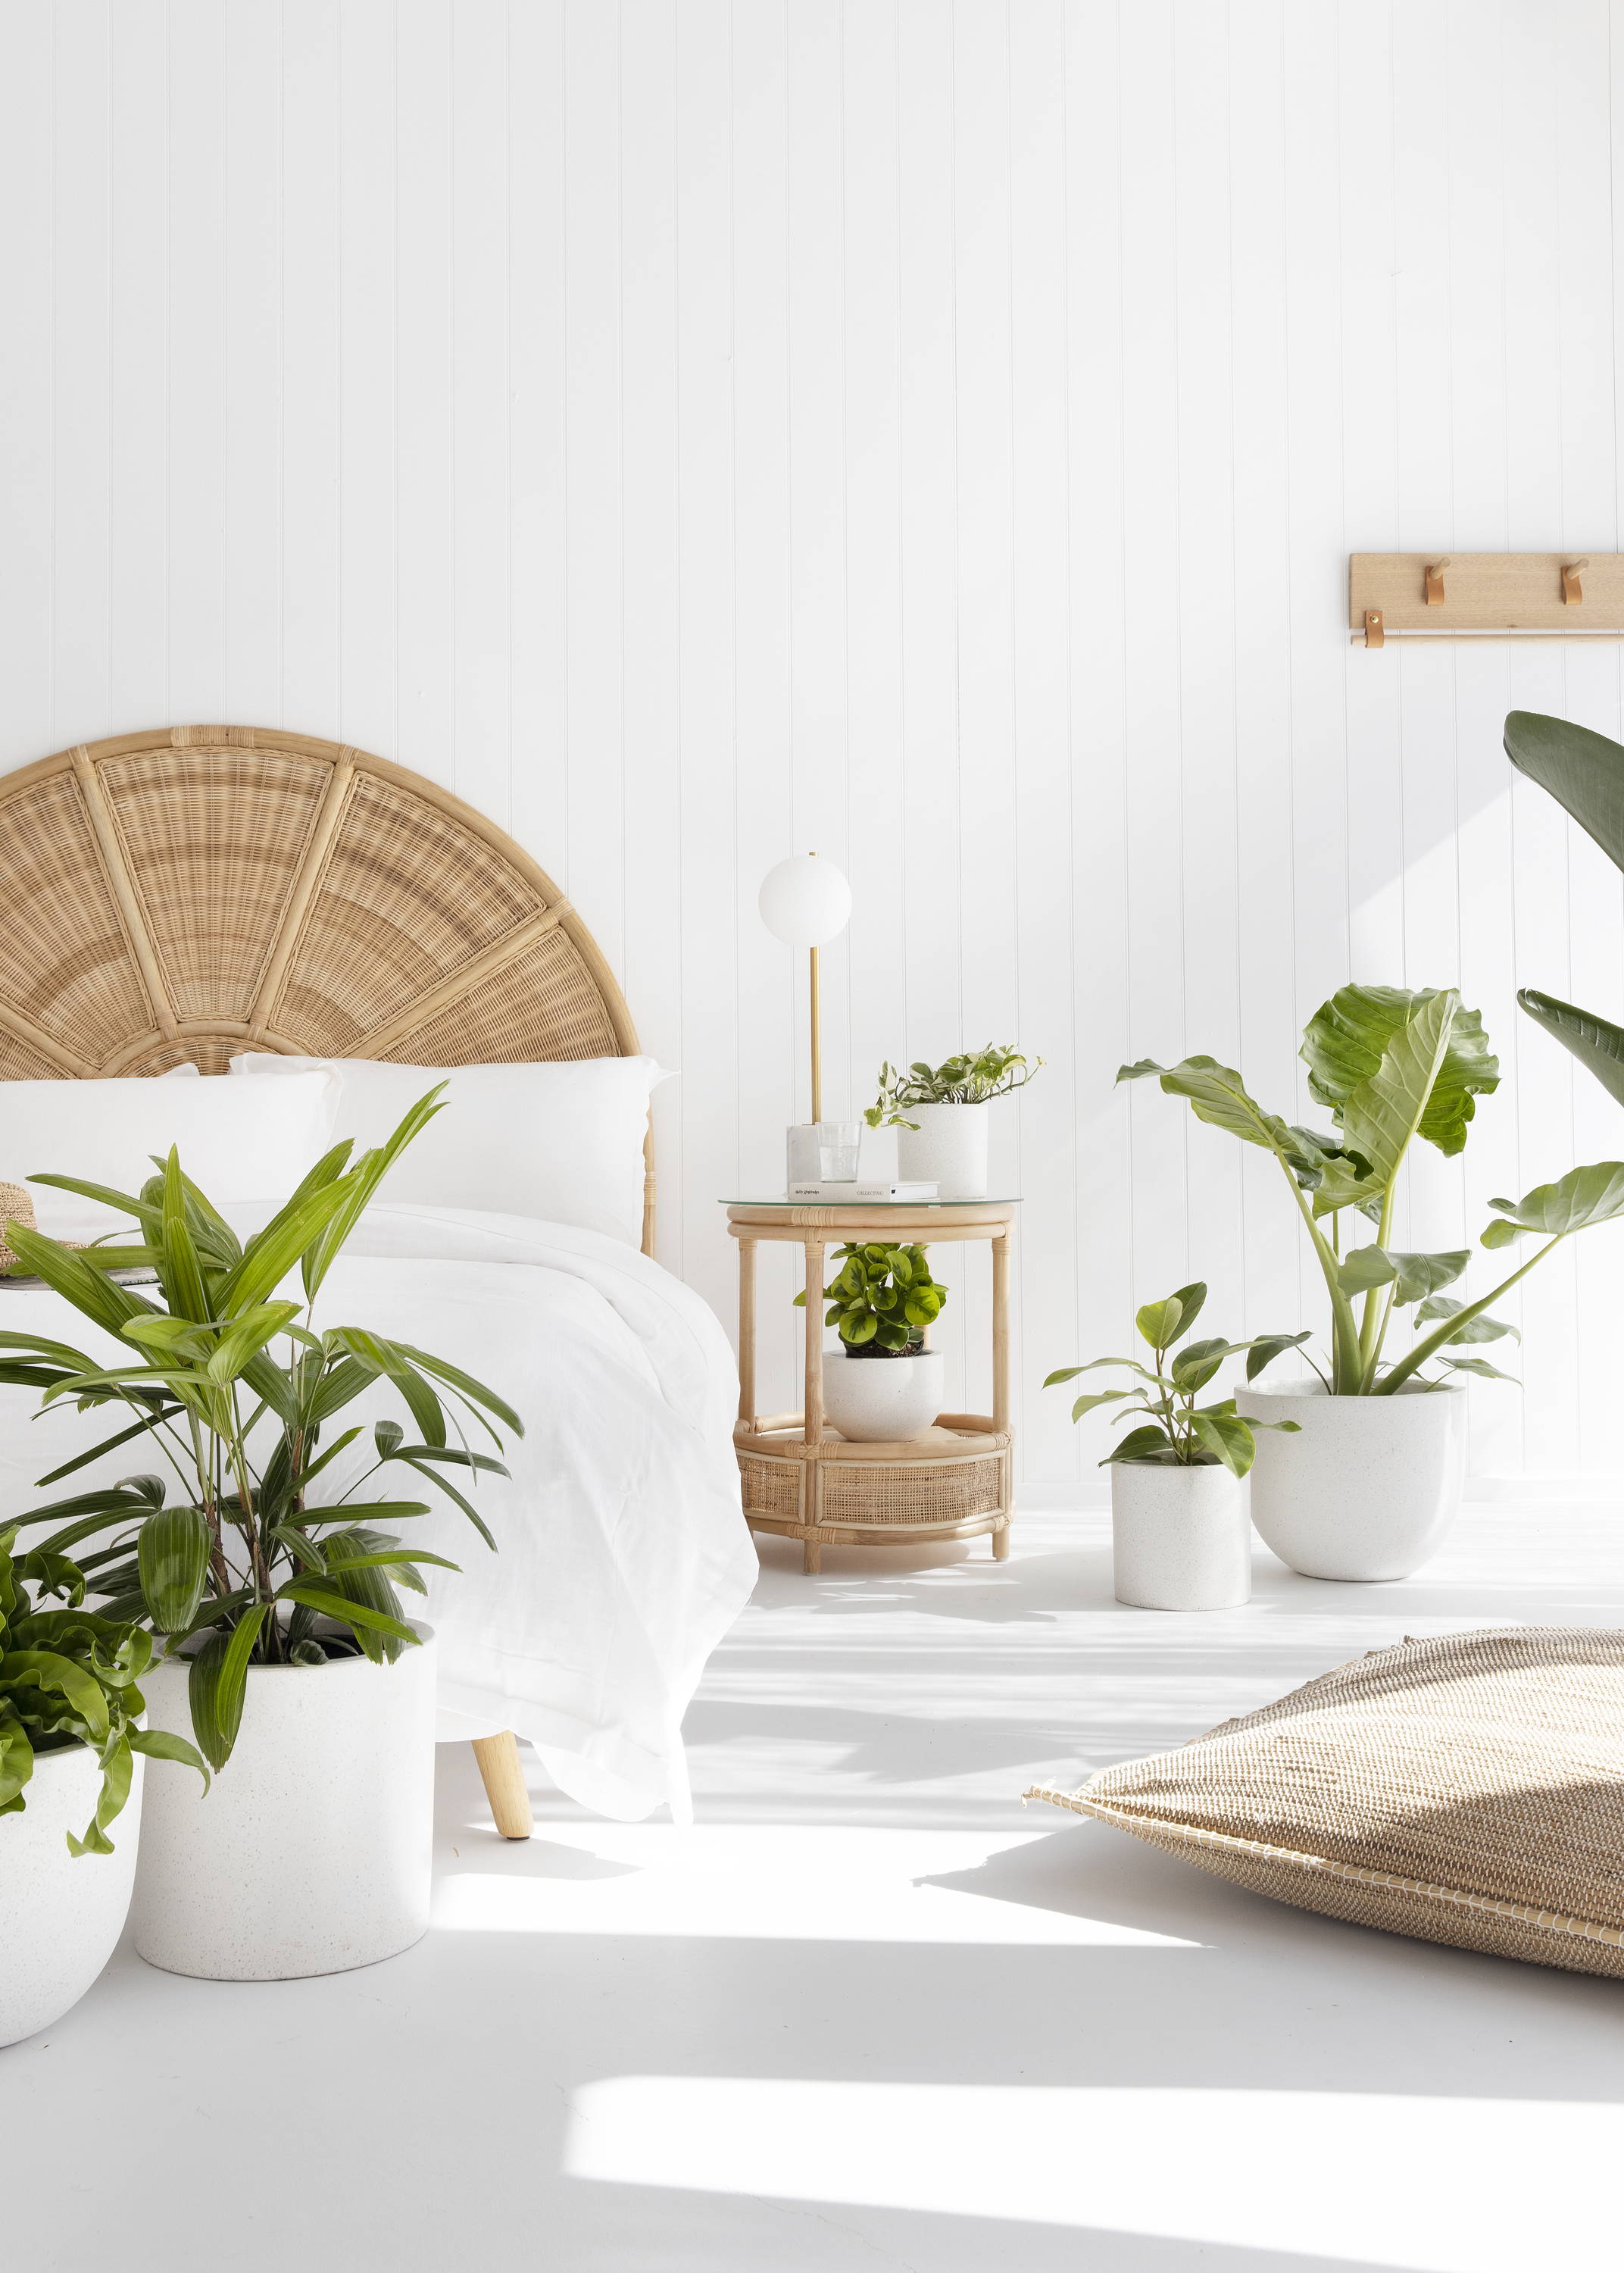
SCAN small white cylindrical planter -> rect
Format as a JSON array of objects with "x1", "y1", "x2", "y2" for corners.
[
  {"x1": 822, "y1": 1348, "x2": 945, "y2": 1443},
  {"x1": 1, "y1": 1743, "x2": 144, "y2": 2048},
  {"x1": 131, "y1": 1629, "x2": 436, "y2": 1981},
  {"x1": 897, "y1": 1102, "x2": 991, "y2": 1201},
  {"x1": 1110, "y1": 1461, "x2": 1251, "y2": 1611},
  {"x1": 1244, "y1": 1381, "x2": 1466, "y2": 1581}
]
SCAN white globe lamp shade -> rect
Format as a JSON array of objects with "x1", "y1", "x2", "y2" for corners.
[{"x1": 757, "y1": 855, "x2": 851, "y2": 949}]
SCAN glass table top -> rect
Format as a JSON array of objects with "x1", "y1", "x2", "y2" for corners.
[{"x1": 724, "y1": 1196, "x2": 1022, "y2": 1208}]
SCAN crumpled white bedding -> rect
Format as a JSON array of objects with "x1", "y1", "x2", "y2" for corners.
[{"x1": 0, "y1": 1205, "x2": 757, "y2": 1822}]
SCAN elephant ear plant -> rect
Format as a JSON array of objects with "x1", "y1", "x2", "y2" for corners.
[
  {"x1": 1122, "y1": 985, "x2": 1624, "y2": 1393},
  {"x1": 1, "y1": 1526, "x2": 205, "y2": 1853},
  {"x1": 1045, "y1": 1282, "x2": 1305, "y2": 1474},
  {"x1": 1504, "y1": 709, "x2": 1624, "y2": 1105},
  {"x1": 0, "y1": 1086, "x2": 518, "y2": 1772}
]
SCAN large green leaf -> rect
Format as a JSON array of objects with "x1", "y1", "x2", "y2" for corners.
[
  {"x1": 1504, "y1": 708, "x2": 1624, "y2": 870},
  {"x1": 1337, "y1": 990, "x2": 1457, "y2": 1186},
  {"x1": 1516, "y1": 990, "x2": 1624, "y2": 1111},
  {"x1": 1414, "y1": 1295, "x2": 1520, "y2": 1346},
  {"x1": 137, "y1": 1503, "x2": 210, "y2": 1634},
  {"x1": 1302, "y1": 983, "x2": 1498, "y2": 1158},
  {"x1": 1481, "y1": 1162, "x2": 1624, "y2": 1246},
  {"x1": 1118, "y1": 1058, "x2": 1296, "y2": 1158}
]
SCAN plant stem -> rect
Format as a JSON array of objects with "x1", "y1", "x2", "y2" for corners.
[
  {"x1": 1379, "y1": 1235, "x2": 1562, "y2": 1392},
  {"x1": 1276, "y1": 1158, "x2": 1363, "y2": 1392}
]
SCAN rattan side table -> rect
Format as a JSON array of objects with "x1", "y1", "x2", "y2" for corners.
[{"x1": 725, "y1": 1198, "x2": 1018, "y2": 1573}]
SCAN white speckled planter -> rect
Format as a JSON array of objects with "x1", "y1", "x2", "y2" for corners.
[
  {"x1": 131, "y1": 1630, "x2": 436, "y2": 1982},
  {"x1": 896, "y1": 1102, "x2": 991, "y2": 1201},
  {"x1": 1, "y1": 1743, "x2": 143, "y2": 2048},
  {"x1": 1243, "y1": 1381, "x2": 1466, "y2": 1581},
  {"x1": 823, "y1": 1348, "x2": 945, "y2": 1443},
  {"x1": 1110, "y1": 1462, "x2": 1251, "y2": 1611}
]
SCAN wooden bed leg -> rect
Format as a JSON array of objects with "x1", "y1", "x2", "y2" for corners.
[
  {"x1": 472, "y1": 1732, "x2": 533, "y2": 1840},
  {"x1": 803, "y1": 1538, "x2": 822, "y2": 1574},
  {"x1": 992, "y1": 1521, "x2": 1011, "y2": 1562}
]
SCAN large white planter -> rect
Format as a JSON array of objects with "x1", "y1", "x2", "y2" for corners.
[
  {"x1": 1, "y1": 1743, "x2": 143, "y2": 2048},
  {"x1": 131, "y1": 1630, "x2": 437, "y2": 1981},
  {"x1": 897, "y1": 1102, "x2": 991, "y2": 1201},
  {"x1": 1110, "y1": 1461, "x2": 1251, "y2": 1611},
  {"x1": 822, "y1": 1348, "x2": 945, "y2": 1443},
  {"x1": 1244, "y1": 1380, "x2": 1466, "y2": 1581}
]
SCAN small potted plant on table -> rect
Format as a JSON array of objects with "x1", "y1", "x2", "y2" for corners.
[
  {"x1": 867, "y1": 1046, "x2": 1042, "y2": 1201},
  {"x1": 1046, "y1": 1283, "x2": 1304, "y2": 1610},
  {"x1": 795, "y1": 1241, "x2": 949, "y2": 1442},
  {"x1": 1, "y1": 1087, "x2": 518, "y2": 1983},
  {"x1": 0, "y1": 1529, "x2": 205, "y2": 2046}
]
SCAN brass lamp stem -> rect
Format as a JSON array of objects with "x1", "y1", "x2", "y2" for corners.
[{"x1": 809, "y1": 943, "x2": 822, "y2": 1124}]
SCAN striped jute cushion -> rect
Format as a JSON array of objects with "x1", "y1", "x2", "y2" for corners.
[{"x1": 1026, "y1": 1627, "x2": 1624, "y2": 1976}]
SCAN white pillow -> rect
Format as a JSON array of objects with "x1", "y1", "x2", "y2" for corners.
[
  {"x1": 230, "y1": 1054, "x2": 663, "y2": 1245},
  {"x1": 1, "y1": 1071, "x2": 339, "y2": 1240}
]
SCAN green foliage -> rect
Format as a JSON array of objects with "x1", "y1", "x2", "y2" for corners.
[
  {"x1": 1504, "y1": 712, "x2": 1624, "y2": 1108},
  {"x1": 0, "y1": 1088, "x2": 519, "y2": 1770},
  {"x1": 792, "y1": 1242, "x2": 948, "y2": 1355},
  {"x1": 865, "y1": 1045, "x2": 1043, "y2": 1127},
  {"x1": 1121, "y1": 985, "x2": 1615, "y2": 1395},
  {"x1": 1042, "y1": 1282, "x2": 1304, "y2": 1477},
  {"x1": 0, "y1": 1525, "x2": 206, "y2": 1855}
]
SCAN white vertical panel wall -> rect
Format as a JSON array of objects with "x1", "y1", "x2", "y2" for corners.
[{"x1": 3, "y1": 0, "x2": 1624, "y2": 1490}]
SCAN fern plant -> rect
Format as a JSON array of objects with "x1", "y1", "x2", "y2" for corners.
[{"x1": 0, "y1": 1086, "x2": 518, "y2": 1770}]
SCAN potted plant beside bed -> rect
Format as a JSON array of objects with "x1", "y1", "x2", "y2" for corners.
[
  {"x1": 1, "y1": 1529, "x2": 205, "y2": 2045},
  {"x1": 867, "y1": 1046, "x2": 1042, "y2": 1201},
  {"x1": 1123, "y1": 984, "x2": 1624, "y2": 1579},
  {"x1": 1045, "y1": 1283, "x2": 1304, "y2": 1610},
  {"x1": 0, "y1": 1087, "x2": 520, "y2": 1983},
  {"x1": 794, "y1": 1242, "x2": 949, "y2": 1442}
]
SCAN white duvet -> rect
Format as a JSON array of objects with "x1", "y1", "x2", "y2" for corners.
[{"x1": 0, "y1": 1205, "x2": 757, "y2": 1822}]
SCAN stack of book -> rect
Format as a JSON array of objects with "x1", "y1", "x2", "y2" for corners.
[{"x1": 785, "y1": 1178, "x2": 940, "y2": 1203}]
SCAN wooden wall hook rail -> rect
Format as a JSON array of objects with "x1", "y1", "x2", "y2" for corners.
[{"x1": 1351, "y1": 552, "x2": 1623, "y2": 643}]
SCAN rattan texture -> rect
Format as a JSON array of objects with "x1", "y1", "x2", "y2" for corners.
[
  {"x1": 0, "y1": 726, "x2": 650, "y2": 1240},
  {"x1": 1026, "y1": 1626, "x2": 1624, "y2": 1977}
]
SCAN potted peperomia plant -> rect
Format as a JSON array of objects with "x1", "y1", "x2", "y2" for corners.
[
  {"x1": 1, "y1": 1528, "x2": 205, "y2": 2045},
  {"x1": 1045, "y1": 1283, "x2": 1303, "y2": 1610},
  {"x1": 0, "y1": 1087, "x2": 519, "y2": 1982},
  {"x1": 794, "y1": 1242, "x2": 948, "y2": 1442},
  {"x1": 1123, "y1": 985, "x2": 1624, "y2": 1579},
  {"x1": 867, "y1": 1046, "x2": 1042, "y2": 1200}
]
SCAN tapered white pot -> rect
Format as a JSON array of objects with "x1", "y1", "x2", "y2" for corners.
[
  {"x1": 131, "y1": 1630, "x2": 436, "y2": 1981},
  {"x1": 896, "y1": 1102, "x2": 991, "y2": 1201},
  {"x1": 1244, "y1": 1382, "x2": 1466, "y2": 1581},
  {"x1": 1110, "y1": 1462, "x2": 1251, "y2": 1611},
  {"x1": 1, "y1": 1743, "x2": 143, "y2": 2047},
  {"x1": 822, "y1": 1349, "x2": 945, "y2": 1443}
]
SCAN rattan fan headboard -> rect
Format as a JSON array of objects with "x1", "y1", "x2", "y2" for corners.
[{"x1": 0, "y1": 725, "x2": 654, "y2": 1255}]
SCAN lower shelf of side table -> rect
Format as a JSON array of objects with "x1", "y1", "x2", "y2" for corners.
[{"x1": 735, "y1": 1411, "x2": 1013, "y2": 1574}]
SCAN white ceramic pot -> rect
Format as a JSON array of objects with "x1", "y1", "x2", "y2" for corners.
[
  {"x1": 1110, "y1": 1461, "x2": 1251, "y2": 1611},
  {"x1": 131, "y1": 1629, "x2": 437, "y2": 1981},
  {"x1": 896, "y1": 1102, "x2": 991, "y2": 1201},
  {"x1": 822, "y1": 1348, "x2": 945, "y2": 1443},
  {"x1": 1243, "y1": 1381, "x2": 1466, "y2": 1581},
  {"x1": 1, "y1": 1743, "x2": 143, "y2": 2048}
]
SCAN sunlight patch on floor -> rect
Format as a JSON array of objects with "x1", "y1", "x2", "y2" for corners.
[
  {"x1": 564, "y1": 2076, "x2": 1624, "y2": 2270},
  {"x1": 431, "y1": 1824, "x2": 1203, "y2": 1945}
]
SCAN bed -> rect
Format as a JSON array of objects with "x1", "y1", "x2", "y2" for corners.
[{"x1": 0, "y1": 725, "x2": 756, "y2": 1831}]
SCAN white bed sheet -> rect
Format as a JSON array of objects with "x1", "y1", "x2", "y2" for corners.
[{"x1": 0, "y1": 1204, "x2": 757, "y2": 1822}]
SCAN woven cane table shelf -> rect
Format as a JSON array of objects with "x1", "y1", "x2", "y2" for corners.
[{"x1": 725, "y1": 1199, "x2": 1018, "y2": 1573}]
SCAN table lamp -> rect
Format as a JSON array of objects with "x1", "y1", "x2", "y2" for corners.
[{"x1": 759, "y1": 852, "x2": 853, "y2": 1187}]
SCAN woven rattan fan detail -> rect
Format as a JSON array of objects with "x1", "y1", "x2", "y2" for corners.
[{"x1": 0, "y1": 725, "x2": 652, "y2": 1251}]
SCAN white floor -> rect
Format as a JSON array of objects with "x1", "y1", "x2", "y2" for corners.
[{"x1": 11, "y1": 1499, "x2": 1624, "y2": 2273}]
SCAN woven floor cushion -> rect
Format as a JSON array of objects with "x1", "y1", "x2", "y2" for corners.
[{"x1": 1026, "y1": 1627, "x2": 1624, "y2": 1976}]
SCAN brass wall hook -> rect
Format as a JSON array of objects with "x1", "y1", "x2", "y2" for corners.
[{"x1": 1563, "y1": 559, "x2": 1589, "y2": 605}]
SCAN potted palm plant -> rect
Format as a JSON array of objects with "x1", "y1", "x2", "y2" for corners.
[
  {"x1": 794, "y1": 1242, "x2": 948, "y2": 1441},
  {"x1": 1123, "y1": 986, "x2": 1624, "y2": 1579},
  {"x1": 1, "y1": 1528, "x2": 205, "y2": 2045},
  {"x1": 1045, "y1": 1283, "x2": 1303, "y2": 1609},
  {"x1": 0, "y1": 1086, "x2": 519, "y2": 1982},
  {"x1": 867, "y1": 1046, "x2": 1042, "y2": 1200}
]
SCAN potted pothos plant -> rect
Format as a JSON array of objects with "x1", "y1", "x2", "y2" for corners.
[
  {"x1": 794, "y1": 1242, "x2": 948, "y2": 1442},
  {"x1": 1123, "y1": 984, "x2": 1624, "y2": 1579},
  {"x1": 1, "y1": 1527, "x2": 205, "y2": 2045},
  {"x1": 0, "y1": 1086, "x2": 519, "y2": 1983},
  {"x1": 867, "y1": 1046, "x2": 1042, "y2": 1200},
  {"x1": 1045, "y1": 1283, "x2": 1303, "y2": 1610}
]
